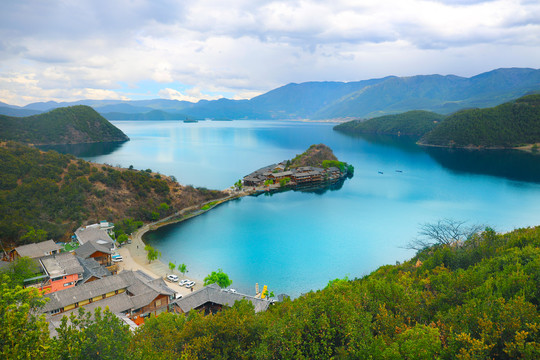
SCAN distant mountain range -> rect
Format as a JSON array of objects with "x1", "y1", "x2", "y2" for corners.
[{"x1": 2, "y1": 68, "x2": 539, "y2": 120}]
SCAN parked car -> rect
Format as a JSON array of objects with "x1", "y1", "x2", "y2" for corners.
[
  {"x1": 166, "y1": 274, "x2": 179, "y2": 282},
  {"x1": 112, "y1": 256, "x2": 123, "y2": 262},
  {"x1": 185, "y1": 281, "x2": 195, "y2": 288},
  {"x1": 178, "y1": 279, "x2": 190, "y2": 286}
]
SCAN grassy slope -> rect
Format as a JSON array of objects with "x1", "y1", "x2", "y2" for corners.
[
  {"x1": 288, "y1": 144, "x2": 339, "y2": 168},
  {"x1": 0, "y1": 105, "x2": 129, "y2": 145},
  {"x1": 0, "y1": 142, "x2": 226, "y2": 246}
]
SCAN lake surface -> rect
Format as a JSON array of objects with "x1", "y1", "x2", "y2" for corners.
[{"x1": 46, "y1": 120, "x2": 540, "y2": 297}]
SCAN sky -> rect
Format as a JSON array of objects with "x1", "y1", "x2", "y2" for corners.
[{"x1": 1, "y1": 0, "x2": 539, "y2": 106}]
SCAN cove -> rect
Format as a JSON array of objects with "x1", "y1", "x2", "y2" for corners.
[{"x1": 47, "y1": 120, "x2": 540, "y2": 297}]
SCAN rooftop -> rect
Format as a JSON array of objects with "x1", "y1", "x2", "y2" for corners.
[
  {"x1": 40, "y1": 252, "x2": 84, "y2": 279},
  {"x1": 15, "y1": 240, "x2": 61, "y2": 259},
  {"x1": 75, "y1": 225, "x2": 114, "y2": 245},
  {"x1": 174, "y1": 283, "x2": 271, "y2": 313}
]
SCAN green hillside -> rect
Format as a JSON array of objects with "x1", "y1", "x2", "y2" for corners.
[
  {"x1": 420, "y1": 94, "x2": 540, "y2": 148},
  {"x1": 0, "y1": 105, "x2": 129, "y2": 145},
  {"x1": 0, "y1": 142, "x2": 225, "y2": 246},
  {"x1": 5, "y1": 223, "x2": 539, "y2": 358},
  {"x1": 334, "y1": 110, "x2": 445, "y2": 137}
]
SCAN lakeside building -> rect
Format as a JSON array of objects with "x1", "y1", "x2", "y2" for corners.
[
  {"x1": 74, "y1": 222, "x2": 115, "y2": 246},
  {"x1": 23, "y1": 251, "x2": 113, "y2": 294},
  {"x1": 243, "y1": 162, "x2": 345, "y2": 188},
  {"x1": 173, "y1": 283, "x2": 272, "y2": 314},
  {"x1": 43, "y1": 270, "x2": 176, "y2": 330}
]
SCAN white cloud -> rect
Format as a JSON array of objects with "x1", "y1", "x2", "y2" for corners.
[
  {"x1": 158, "y1": 87, "x2": 224, "y2": 102},
  {"x1": 0, "y1": 0, "x2": 539, "y2": 105}
]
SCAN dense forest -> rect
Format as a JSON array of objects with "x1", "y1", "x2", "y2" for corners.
[
  {"x1": 3, "y1": 223, "x2": 539, "y2": 359},
  {"x1": 334, "y1": 110, "x2": 445, "y2": 137},
  {"x1": 0, "y1": 105, "x2": 129, "y2": 145},
  {"x1": 0, "y1": 142, "x2": 225, "y2": 246},
  {"x1": 420, "y1": 94, "x2": 540, "y2": 148}
]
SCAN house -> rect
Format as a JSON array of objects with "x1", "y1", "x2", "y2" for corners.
[
  {"x1": 11, "y1": 240, "x2": 61, "y2": 261},
  {"x1": 75, "y1": 239, "x2": 114, "y2": 267},
  {"x1": 35, "y1": 252, "x2": 84, "y2": 293},
  {"x1": 78, "y1": 257, "x2": 112, "y2": 284},
  {"x1": 173, "y1": 283, "x2": 271, "y2": 315},
  {"x1": 42, "y1": 270, "x2": 176, "y2": 326},
  {"x1": 75, "y1": 223, "x2": 115, "y2": 246}
]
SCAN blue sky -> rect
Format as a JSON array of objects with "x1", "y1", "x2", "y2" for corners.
[{"x1": 1, "y1": 0, "x2": 539, "y2": 105}]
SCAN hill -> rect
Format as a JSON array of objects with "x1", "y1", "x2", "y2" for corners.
[
  {"x1": 334, "y1": 110, "x2": 445, "y2": 137},
  {"x1": 0, "y1": 142, "x2": 226, "y2": 246},
  {"x1": 420, "y1": 94, "x2": 540, "y2": 148},
  {"x1": 0, "y1": 105, "x2": 129, "y2": 145},
  {"x1": 288, "y1": 143, "x2": 339, "y2": 168},
  {"x1": 8, "y1": 67, "x2": 540, "y2": 120},
  {"x1": 6, "y1": 220, "x2": 539, "y2": 358}
]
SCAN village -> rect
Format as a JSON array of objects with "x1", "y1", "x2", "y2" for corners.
[
  {"x1": 1, "y1": 221, "x2": 277, "y2": 335},
  {"x1": 242, "y1": 161, "x2": 348, "y2": 192}
]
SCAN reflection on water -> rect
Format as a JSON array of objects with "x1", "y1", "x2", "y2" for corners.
[
  {"x1": 339, "y1": 132, "x2": 540, "y2": 183},
  {"x1": 424, "y1": 147, "x2": 540, "y2": 183},
  {"x1": 38, "y1": 141, "x2": 128, "y2": 157}
]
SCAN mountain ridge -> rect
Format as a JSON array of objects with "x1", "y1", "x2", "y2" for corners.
[{"x1": 2, "y1": 67, "x2": 539, "y2": 120}]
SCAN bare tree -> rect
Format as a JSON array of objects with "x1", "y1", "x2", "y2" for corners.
[{"x1": 406, "y1": 219, "x2": 483, "y2": 251}]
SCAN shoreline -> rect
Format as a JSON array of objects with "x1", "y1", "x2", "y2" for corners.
[{"x1": 117, "y1": 190, "x2": 249, "y2": 295}]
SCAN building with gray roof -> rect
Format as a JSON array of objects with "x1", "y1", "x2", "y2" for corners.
[
  {"x1": 42, "y1": 270, "x2": 176, "y2": 326},
  {"x1": 174, "y1": 283, "x2": 271, "y2": 314},
  {"x1": 13, "y1": 240, "x2": 61, "y2": 260},
  {"x1": 75, "y1": 223, "x2": 114, "y2": 245}
]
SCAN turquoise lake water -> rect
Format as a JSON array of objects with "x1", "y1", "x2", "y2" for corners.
[{"x1": 46, "y1": 120, "x2": 540, "y2": 297}]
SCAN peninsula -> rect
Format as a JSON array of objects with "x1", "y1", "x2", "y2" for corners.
[{"x1": 242, "y1": 144, "x2": 353, "y2": 192}]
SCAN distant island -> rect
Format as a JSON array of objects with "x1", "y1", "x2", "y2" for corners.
[
  {"x1": 335, "y1": 94, "x2": 540, "y2": 150},
  {"x1": 0, "y1": 105, "x2": 129, "y2": 145},
  {"x1": 242, "y1": 144, "x2": 353, "y2": 192}
]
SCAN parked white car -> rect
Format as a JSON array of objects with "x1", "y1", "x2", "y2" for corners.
[
  {"x1": 166, "y1": 274, "x2": 179, "y2": 282},
  {"x1": 178, "y1": 279, "x2": 190, "y2": 286},
  {"x1": 185, "y1": 281, "x2": 195, "y2": 288},
  {"x1": 112, "y1": 256, "x2": 123, "y2": 262}
]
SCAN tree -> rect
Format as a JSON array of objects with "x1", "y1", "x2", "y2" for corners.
[
  {"x1": 117, "y1": 233, "x2": 128, "y2": 244},
  {"x1": 144, "y1": 244, "x2": 161, "y2": 263},
  {"x1": 406, "y1": 218, "x2": 483, "y2": 251},
  {"x1": 1, "y1": 256, "x2": 41, "y2": 287},
  {"x1": 178, "y1": 263, "x2": 188, "y2": 277},
  {"x1": 234, "y1": 180, "x2": 243, "y2": 190},
  {"x1": 0, "y1": 275, "x2": 51, "y2": 359},
  {"x1": 20, "y1": 226, "x2": 48, "y2": 243},
  {"x1": 204, "y1": 269, "x2": 233, "y2": 288},
  {"x1": 53, "y1": 307, "x2": 131, "y2": 359},
  {"x1": 168, "y1": 261, "x2": 176, "y2": 274}
]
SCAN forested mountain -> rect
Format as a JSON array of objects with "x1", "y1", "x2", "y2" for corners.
[
  {"x1": 0, "y1": 106, "x2": 129, "y2": 145},
  {"x1": 334, "y1": 110, "x2": 445, "y2": 137},
  {"x1": 5, "y1": 222, "x2": 540, "y2": 358},
  {"x1": 420, "y1": 94, "x2": 540, "y2": 148},
  {"x1": 0, "y1": 142, "x2": 226, "y2": 246},
  {"x1": 4, "y1": 68, "x2": 539, "y2": 120}
]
